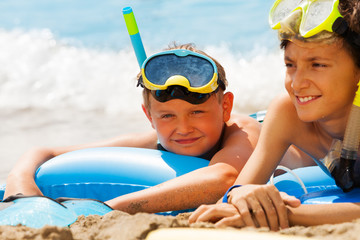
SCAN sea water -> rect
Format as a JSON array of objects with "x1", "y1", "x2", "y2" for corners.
[{"x1": 0, "y1": 0, "x2": 287, "y2": 184}]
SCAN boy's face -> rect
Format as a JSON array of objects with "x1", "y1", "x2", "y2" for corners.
[
  {"x1": 142, "y1": 92, "x2": 233, "y2": 156},
  {"x1": 284, "y1": 40, "x2": 360, "y2": 123}
]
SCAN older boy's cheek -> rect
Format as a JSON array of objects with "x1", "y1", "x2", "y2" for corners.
[{"x1": 284, "y1": 78, "x2": 292, "y2": 94}]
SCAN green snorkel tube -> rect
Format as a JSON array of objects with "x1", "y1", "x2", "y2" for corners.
[
  {"x1": 122, "y1": 7, "x2": 147, "y2": 67},
  {"x1": 323, "y1": 82, "x2": 360, "y2": 192}
]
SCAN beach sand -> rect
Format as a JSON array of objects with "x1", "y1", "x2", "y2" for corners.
[
  {"x1": 2, "y1": 110, "x2": 360, "y2": 239},
  {"x1": 1, "y1": 210, "x2": 360, "y2": 240}
]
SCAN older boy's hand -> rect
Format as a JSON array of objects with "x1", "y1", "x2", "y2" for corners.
[
  {"x1": 228, "y1": 184, "x2": 300, "y2": 230},
  {"x1": 189, "y1": 184, "x2": 301, "y2": 231}
]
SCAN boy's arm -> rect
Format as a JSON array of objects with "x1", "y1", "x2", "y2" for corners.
[
  {"x1": 4, "y1": 131, "x2": 158, "y2": 198},
  {"x1": 288, "y1": 203, "x2": 360, "y2": 226},
  {"x1": 189, "y1": 95, "x2": 302, "y2": 230},
  {"x1": 105, "y1": 115, "x2": 261, "y2": 213}
]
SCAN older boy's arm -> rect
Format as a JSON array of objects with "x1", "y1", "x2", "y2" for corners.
[
  {"x1": 288, "y1": 203, "x2": 360, "y2": 226},
  {"x1": 4, "y1": 131, "x2": 157, "y2": 198},
  {"x1": 106, "y1": 116, "x2": 261, "y2": 213}
]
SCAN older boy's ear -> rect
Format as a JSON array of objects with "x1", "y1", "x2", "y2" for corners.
[
  {"x1": 142, "y1": 104, "x2": 155, "y2": 129},
  {"x1": 222, "y1": 92, "x2": 234, "y2": 122}
]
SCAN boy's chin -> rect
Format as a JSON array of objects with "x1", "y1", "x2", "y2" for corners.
[{"x1": 168, "y1": 147, "x2": 207, "y2": 157}]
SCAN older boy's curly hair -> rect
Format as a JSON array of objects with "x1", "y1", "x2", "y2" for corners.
[
  {"x1": 339, "y1": 0, "x2": 360, "y2": 67},
  {"x1": 140, "y1": 43, "x2": 228, "y2": 110},
  {"x1": 339, "y1": 0, "x2": 360, "y2": 33}
]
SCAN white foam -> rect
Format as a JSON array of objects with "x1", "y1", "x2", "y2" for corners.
[{"x1": 0, "y1": 29, "x2": 286, "y2": 115}]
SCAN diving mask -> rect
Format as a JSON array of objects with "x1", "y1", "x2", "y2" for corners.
[
  {"x1": 269, "y1": 0, "x2": 346, "y2": 41},
  {"x1": 138, "y1": 49, "x2": 225, "y2": 104}
]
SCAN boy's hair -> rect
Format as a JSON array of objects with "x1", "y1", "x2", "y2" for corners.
[
  {"x1": 139, "y1": 43, "x2": 228, "y2": 110},
  {"x1": 338, "y1": 0, "x2": 360, "y2": 67},
  {"x1": 280, "y1": 0, "x2": 360, "y2": 68}
]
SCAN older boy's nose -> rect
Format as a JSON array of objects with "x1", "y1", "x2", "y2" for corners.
[{"x1": 291, "y1": 69, "x2": 310, "y2": 91}]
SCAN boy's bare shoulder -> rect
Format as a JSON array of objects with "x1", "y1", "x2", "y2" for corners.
[
  {"x1": 224, "y1": 113, "x2": 261, "y2": 144},
  {"x1": 227, "y1": 113, "x2": 261, "y2": 129}
]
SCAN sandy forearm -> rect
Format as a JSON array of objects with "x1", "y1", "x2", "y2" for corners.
[{"x1": 106, "y1": 163, "x2": 238, "y2": 214}]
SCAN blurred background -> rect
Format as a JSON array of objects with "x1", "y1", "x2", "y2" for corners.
[{"x1": 0, "y1": 0, "x2": 286, "y2": 183}]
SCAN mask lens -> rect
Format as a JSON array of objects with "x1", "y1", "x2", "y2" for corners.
[
  {"x1": 270, "y1": 0, "x2": 302, "y2": 28},
  {"x1": 302, "y1": 0, "x2": 334, "y2": 33},
  {"x1": 144, "y1": 54, "x2": 214, "y2": 88}
]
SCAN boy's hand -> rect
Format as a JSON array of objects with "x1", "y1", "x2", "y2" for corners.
[
  {"x1": 189, "y1": 184, "x2": 301, "y2": 231},
  {"x1": 189, "y1": 202, "x2": 249, "y2": 228}
]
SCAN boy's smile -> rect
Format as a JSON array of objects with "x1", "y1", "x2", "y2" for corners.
[
  {"x1": 296, "y1": 95, "x2": 320, "y2": 105},
  {"x1": 284, "y1": 40, "x2": 360, "y2": 123},
  {"x1": 143, "y1": 92, "x2": 232, "y2": 157},
  {"x1": 174, "y1": 137, "x2": 201, "y2": 145}
]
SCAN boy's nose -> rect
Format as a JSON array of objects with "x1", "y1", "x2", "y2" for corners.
[
  {"x1": 176, "y1": 118, "x2": 194, "y2": 135},
  {"x1": 291, "y1": 68, "x2": 310, "y2": 91}
]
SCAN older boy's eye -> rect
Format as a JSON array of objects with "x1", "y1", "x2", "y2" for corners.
[
  {"x1": 313, "y1": 63, "x2": 326, "y2": 68},
  {"x1": 285, "y1": 63, "x2": 294, "y2": 68}
]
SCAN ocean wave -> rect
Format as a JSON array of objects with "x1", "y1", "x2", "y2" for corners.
[{"x1": 0, "y1": 29, "x2": 286, "y2": 115}]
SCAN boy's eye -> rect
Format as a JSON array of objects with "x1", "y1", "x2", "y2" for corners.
[
  {"x1": 191, "y1": 110, "x2": 204, "y2": 115},
  {"x1": 161, "y1": 114, "x2": 174, "y2": 119},
  {"x1": 312, "y1": 63, "x2": 326, "y2": 68},
  {"x1": 285, "y1": 63, "x2": 293, "y2": 68}
]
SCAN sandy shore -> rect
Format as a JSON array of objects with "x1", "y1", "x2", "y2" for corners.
[
  {"x1": 1, "y1": 211, "x2": 360, "y2": 240},
  {"x1": 2, "y1": 110, "x2": 360, "y2": 239}
]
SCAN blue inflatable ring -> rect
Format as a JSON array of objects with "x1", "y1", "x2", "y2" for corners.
[
  {"x1": 272, "y1": 166, "x2": 360, "y2": 204},
  {"x1": 34, "y1": 147, "x2": 209, "y2": 202},
  {"x1": 1, "y1": 147, "x2": 360, "y2": 205}
]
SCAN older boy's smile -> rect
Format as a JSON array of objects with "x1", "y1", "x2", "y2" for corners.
[{"x1": 296, "y1": 95, "x2": 320, "y2": 104}]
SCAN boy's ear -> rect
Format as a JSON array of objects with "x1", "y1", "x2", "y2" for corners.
[
  {"x1": 142, "y1": 104, "x2": 155, "y2": 129},
  {"x1": 222, "y1": 92, "x2": 234, "y2": 122}
]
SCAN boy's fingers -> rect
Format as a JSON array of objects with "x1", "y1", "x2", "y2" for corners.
[
  {"x1": 280, "y1": 192, "x2": 301, "y2": 207},
  {"x1": 215, "y1": 214, "x2": 245, "y2": 228},
  {"x1": 267, "y1": 187, "x2": 289, "y2": 229},
  {"x1": 255, "y1": 190, "x2": 279, "y2": 230},
  {"x1": 247, "y1": 196, "x2": 269, "y2": 229},
  {"x1": 189, "y1": 204, "x2": 208, "y2": 223},
  {"x1": 235, "y1": 198, "x2": 257, "y2": 228},
  {"x1": 189, "y1": 203, "x2": 238, "y2": 224}
]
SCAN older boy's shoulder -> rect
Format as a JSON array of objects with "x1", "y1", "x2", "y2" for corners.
[{"x1": 268, "y1": 93, "x2": 300, "y2": 122}]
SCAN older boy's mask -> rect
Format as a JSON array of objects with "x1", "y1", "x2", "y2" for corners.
[
  {"x1": 138, "y1": 49, "x2": 225, "y2": 104},
  {"x1": 269, "y1": 0, "x2": 350, "y2": 43}
]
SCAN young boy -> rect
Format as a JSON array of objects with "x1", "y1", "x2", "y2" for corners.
[{"x1": 4, "y1": 43, "x2": 261, "y2": 214}]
